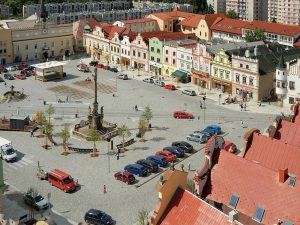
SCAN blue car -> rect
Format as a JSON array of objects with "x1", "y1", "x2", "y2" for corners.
[
  {"x1": 146, "y1": 156, "x2": 168, "y2": 167},
  {"x1": 124, "y1": 164, "x2": 148, "y2": 177},
  {"x1": 84, "y1": 209, "x2": 113, "y2": 225},
  {"x1": 202, "y1": 124, "x2": 222, "y2": 135},
  {"x1": 163, "y1": 146, "x2": 185, "y2": 158}
]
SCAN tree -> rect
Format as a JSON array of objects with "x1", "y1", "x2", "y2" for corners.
[
  {"x1": 137, "y1": 209, "x2": 148, "y2": 225},
  {"x1": 40, "y1": 115, "x2": 53, "y2": 149},
  {"x1": 138, "y1": 117, "x2": 147, "y2": 142},
  {"x1": 245, "y1": 28, "x2": 266, "y2": 42},
  {"x1": 89, "y1": 128, "x2": 101, "y2": 157},
  {"x1": 45, "y1": 104, "x2": 55, "y2": 124},
  {"x1": 272, "y1": 17, "x2": 277, "y2": 23},
  {"x1": 206, "y1": 4, "x2": 215, "y2": 14},
  {"x1": 117, "y1": 124, "x2": 132, "y2": 151},
  {"x1": 187, "y1": 178, "x2": 196, "y2": 194},
  {"x1": 226, "y1": 10, "x2": 238, "y2": 19},
  {"x1": 60, "y1": 125, "x2": 70, "y2": 156},
  {"x1": 142, "y1": 105, "x2": 153, "y2": 129}
]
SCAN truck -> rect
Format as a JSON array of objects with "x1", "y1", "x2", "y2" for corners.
[{"x1": 0, "y1": 137, "x2": 17, "y2": 162}]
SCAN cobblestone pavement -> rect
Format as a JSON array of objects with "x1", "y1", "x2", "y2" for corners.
[
  {"x1": 48, "y1": 84, "x2": 93, "y2": 99},
  {"x1": 73, "y1": 80, "x2": 117, "y2": 93}
]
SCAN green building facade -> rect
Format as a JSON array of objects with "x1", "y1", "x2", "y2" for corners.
[{"x1": 149, "y1": 37, "x2": 163, "y2": 76}]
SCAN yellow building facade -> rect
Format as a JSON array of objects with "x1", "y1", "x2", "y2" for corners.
[{"x1": 0, "y1": 27, "x2": 13, "y2": 65}]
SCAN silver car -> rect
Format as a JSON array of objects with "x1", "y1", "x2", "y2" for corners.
[
  {"x1": 186, "y1": 132, "x2": 209, "y2": 143},
  {"x1": 143, "y1": 78, "x2": 154, "y2": 83},
  {"x1": 154, "y1": 80, "x2": 165, "y2": 87},
  {"x1": 24, "y1": 190, "x2": 49, "y2": 210},
  {"x1": 182, "y1": 89, "x2": 197, "y2": 96},
  {"x1": 6, "y1": 66, "x2": 17, "y2": 71}
]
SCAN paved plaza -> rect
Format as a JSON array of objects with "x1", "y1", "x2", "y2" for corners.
[{"x1": 0, "y1": 57, "x2": 282, "y2": 224}]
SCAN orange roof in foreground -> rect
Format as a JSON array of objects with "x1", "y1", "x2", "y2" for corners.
[
  {"x1": 158, "y1": 188, "x2": 232, "y2": 225},
  {"x1": 149, "y1": 7, "x2": 194, "y2": 21},
  {"x1": 204, "y1": 149, "x2": 300, "y2": 225},
  {"x1": 244, "y1": 132, "x2": 300, "y2": 176},
  {"x1": 274, "y1": 120, "x2": 300, "y2": 147},
  {"x1": 292, "y1": 104, "x2": 300, "y2": 125}
]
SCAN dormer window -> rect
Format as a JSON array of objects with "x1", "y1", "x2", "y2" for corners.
[
  {"x1": 253, "y1": 206, "x2": 265, "y2": 223},
  {"x1": 229, "y1": 194, "x2": 239, "y2": 209},
  {"x1": 289, "y1": 177, "x2": 296, "y2": 187}
]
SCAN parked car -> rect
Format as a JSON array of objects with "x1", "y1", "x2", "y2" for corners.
[
  {"x1": 222, "y1": 140, "x2": 237, "y2": 153},
  {"x1": 164, "y1": 84, "x2": 176, "y2": 90},
  {"x1": 182, "y1": 89, "x2": 196, "y2": 96},
  {"x1": 15, "y1": 74, "x2": 26, "y2": 80},
  {"x1": 77, "y1": 64, "x2": 89, "y2": 72},
  {"x1": 21, "y1": 70, "x2": 31, "y2": 77},
  {"x1": 84, "y1": 209, "x2": 113, "y2": 225},
  {"x1": 96, "y1": 63, "x2": 104, "y2": 69},
  {"x1": 154, "y1": 80, "x2": 165, "y2": 87},
  {"x1": 155, "y1": 150, "x2": 176, "y2": 162},
  {"x1": 23, "y1": 189, "x2": 49, "y2": 210},
  {"x1": 89, "y1": 60, "x2": 99, "y2": 66},
  {"x1": 6, "y1": 66, "x2": 17, "y2": 71},
  {"x1": 47, "y1": 169, "x2": 77, "y2": 193},
  {"x1": 114, "y1": 170, "x2": 135, "y2": 184},
  {"x1": 124, "y1": 164, "x2": 148, "y2": 177},
  {"x1": 136, "y1": 159, "x2": 159, "y2": 173},
  {"x1": 146, "y1": 155, "x2": 168, "y2": 167},
  {"x1": 173, "y1": 110, "x2": 194, "y2": 119},
  {"x1": 102, "y1": 65, "x2": 110, "y2": 70},
  {"x1": 163, "y1": 146, "x2": 185, "y2": 158},
  {"x1": 202, "y1": 124, "x2": 222, "y2": 135},
  {"x1": 26, "y1": 66, "x2": 35, "y2": 71},
  {"x1": 143, "y1": 78, "x2": 154, "y2": 83},
  {"x1": 0, "y1": 66, "x2": 8, "y2": 73},
  {"x1": 186, "y1": 132, "x2": 209, "y2": 143},
  {"x1": 110, "y1": 67, "x2": 118, "y2": 73},
  {"x1": 172, "y1": 141, "x2": 194, "y2": 153},
  {"x1": 4, "y1": 73, "x2": 14, "y2": 80},
  {"x1": 118, "y1": 74, "x2": 128, "y2": 80},
  {"x1": 0, "y1": 77, "x2": 4, "y2": 82},
  {"x1": 27, "y1": 70, "x2": 35, "y2": 76},
  {"x1": 18, "y1": 63, "x2": 28, "y2": 70}
]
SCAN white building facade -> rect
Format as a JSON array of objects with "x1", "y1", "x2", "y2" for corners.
[{"x1": 176, "y1": 46, "x2": 194, "y2": 73}]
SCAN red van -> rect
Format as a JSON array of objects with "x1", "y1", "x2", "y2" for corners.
[{"x1": 47, "y1": 169, "x2": 76, "y2": 193}]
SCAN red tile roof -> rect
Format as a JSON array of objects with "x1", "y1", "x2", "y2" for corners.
[
  {"x1": 140, "y1": 31, "x2": 190, "y2": 42},
  {"x1": 158, "y1": 188, "x2": 232, "y2": 225},
  {"x1": 294, "y1": 42, "x2": 300, "y2": 47},
  {"x1": 204, "y1": 149, "x2": 300, "y2": 225},
  {"x1": 73, "y1": 18, "x2": 101, "y2": 39},
  {"x1": 274, "y1": 120, "x2": 300, "y2": 147},
  {"x1": 149, "y1": 7, "x2": 195, "y2": 21},
  {"x1": 121, "y1": 18, "x2": 156, "y2": 24},
  {"x1": 180, "y1": 14, "x2": 225, "y2": 28},
  {"x1": 98, "y1": 24, "x2": 134, "y2": 40},
  {"x1": 211, "y1": 17, "x2": 250, "y2": 35},
  {"x1": 244, "y1": 132, "x2": 300, "y2": 176}
]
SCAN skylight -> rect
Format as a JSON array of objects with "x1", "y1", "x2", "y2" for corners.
[
  {"x1": 253, "y1": 206, "x2": 265, "y2": 223},
  {"x1": 229, "y1": 194, "x2": 239, "y2": 209},
  {"x1": 283, "y1": 220, "x2": 294, "y2": 225},
  {"x1": 289, "y1": 177, "x2": 296, "y2": 187}
]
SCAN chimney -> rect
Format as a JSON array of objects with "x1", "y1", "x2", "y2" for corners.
[{"x1": 279, "y1": 168, "x2": 288, "y2": 183}]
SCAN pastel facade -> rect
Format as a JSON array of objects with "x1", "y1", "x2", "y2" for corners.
[
  {"x1": 113, "y1": 18, "x2": 159, "y2": 33},
  {"x1": 176, "y1": 45, "x2": 194, "y2": 73},
  {"x1": 162, "y1": 41, "x2": 178, "y2": 77},
  {"x1": 130, "y1": 33, "x2": 149, "y2": 71},
  {"x1": 149, "y1": 37, "x2": 163, "y2": 76},
  {"x1": 110, "y1": 33, "x2": 121, "y2": 64},
  {"x1": 120, "y1": 35, "x2": 132, "y2": 68},
  {"x1": 0, "y1": 27, "x2": 13, "y2": 65}
]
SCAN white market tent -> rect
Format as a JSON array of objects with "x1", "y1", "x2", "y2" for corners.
[{"x1": 32, "y1": 61, "x2": 66, "y2": 82}]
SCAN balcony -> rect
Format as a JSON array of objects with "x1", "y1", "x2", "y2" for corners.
[
  {"x1": 276, "y1": 87, "x2": 288, "y2": 95},
  {"x1": 276, "y1": 73, "x2": 287, "y2": 82}
]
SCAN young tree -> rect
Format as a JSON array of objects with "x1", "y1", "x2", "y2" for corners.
[
  {"x1": 226, "y1": 10, "x2": 238, "y2": 19},
  {"x1": 45, "y1": 104, "x2": 55, "y2": 124},
  {"x1": 89, "y1": 128, "x2": 101, "y2": 157},
  {"x1": 187, "y1": 178, "x2": 196, "y2": 194},
  {"x1": 60, "y1": 125, "x2": 70, "y2": 156},
  {"x1": 137, "y1": 209, "x2": 148, "y2": 225},
  {"x1": 142, "y1": 105, "x2": 153, "y2": 129},
  {"x1": 245, "y1": 28, "x2": 266, "y2": 42},
  {"x1": 40, "y1": 115, "x2": 53, "y2": 149},
  {"x1": 207, "y1": 4, "x2": 215, "y2": 14},
  {"x1": 117, "y1": 124, "x2": 132, "y2": 151},
  {"x1": 138, "y1": 117, "x2": 147, "y2": 142}
]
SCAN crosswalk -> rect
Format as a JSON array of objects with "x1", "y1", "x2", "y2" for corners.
[{"x1": 3, "y1": 156, "x2": 35, "y2": 175}]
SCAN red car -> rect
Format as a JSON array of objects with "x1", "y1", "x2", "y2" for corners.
[
  {"x1": 96, "y1": 63, "x2": 104, "y2": 68},
  {"x1": 102, "y1": 65, "x2": 110, "y2": 70},
  {"x1": 15, "y1": 74, "x2": 26, "y2": 80},
  {"x1": 155, "y1": 150, "x2": 176, "y2": 162},
  {"x1": 173, "y1": 110, "x2": 194, "y2": 119},
  {"x1": 27, "y1": 70, "x2": 35, "y2": 76},
  {"x1": 18, "y1": 63, "x2": 28, "y2": 70},
  {"x1": 222, "y1": 140, "x2": 237, "y2": 153},
  {"x1": 164, "y1": 84, "x2": 176, "y2": 90},
  {"x1": 114, "y1": 171, "x2": 136, "y2": 184}
]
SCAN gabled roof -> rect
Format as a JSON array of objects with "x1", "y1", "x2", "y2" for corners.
[
  {"x1": 73, "y1": 18, "x2": 101, "y2": 39},
  {"x1": 274, "y1": 120, "x2": 300, "y2": 147},
  {"x1": 149, "y1": 7, "x2": 194, "y2": 21},
  {"x1": 98, "y1": 24, "x2": 134, "y2": 40},
  {"x1": 203, "y1": 149, "x2": 300, "y2": 225},
  {"x1": 211, "y1": 17, "x2": 249, "y2": 35},
  {"x1": 244, "y1": 132, "x2": 300, "y2": 176},
  {"x1": 158, "y1": 188, "x2": 232, "y2": 225},
  {"x1": 121, "y1": 18, "x2": 156, "y2": 24},
  {"x1": 139, "y1": 31, "x2": 190, "y2": 43},
  {"x1": 180, "y1": 14, "x2": 225, "y2": 28},
  {"x1": 5, "y1": 20, "x2": 36, "y2": 30}
]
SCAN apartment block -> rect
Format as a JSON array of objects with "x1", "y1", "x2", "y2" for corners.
[
  {"x1": 0, "y1": 4, "x2": 9, "y2": 19},
  {"x1": 268, "y1": 0, "x2": 300, "y2": 25},
  {"x1": 207, "y1": 0, "x2": 226, "y2": 13},
  {"x1": 132, "y1": 1, "x2": 193, "y2": 13}
]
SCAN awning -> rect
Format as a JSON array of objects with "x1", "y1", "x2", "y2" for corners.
[{"x1": 171, "y1": 70, "x2": 187, "y2": 79}]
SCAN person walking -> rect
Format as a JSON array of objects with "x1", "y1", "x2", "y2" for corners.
[
  {"x1": 134, "y1": 105, "x2": 138, "y2": 111},
  {"x1": 240, "y1": 103, "x2": 243, "y2": 111},
  {"x1": 30, "y1": 130, "x2": 34, "y2": 137},
  {"x1": 4, "y1": 82, "x2": 6, "y2": 87},
  {"x1": 103, "y1": 184, "x2": 107, "y2": 194},
  {"x1": 200, "y1": 101, "x2": 203, "y2": 109}
]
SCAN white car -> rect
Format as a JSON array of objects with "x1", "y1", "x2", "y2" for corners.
[
  {"x1": 6, "y1": 66, "x2": 17, "y2": 71},
  {"x1": 118, "y1": 74, "x2": 128, "y2": 80},
  {"x1": 143, "y1": 78, "x2": 154, "y2": 83},
  {"x1": 187, "y1": 132, "x2": 209, "y2": 143},
  {"x1": 154, "y1": 80, "x2": 165, "y2": 87},
  {"x1": 182, "y1": 89, "x2": 197, "y2": 96}
]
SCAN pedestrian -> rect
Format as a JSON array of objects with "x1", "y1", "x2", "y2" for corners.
[
  {"x1": 135, "y1": 105, "x2": 138, "y2": 111},
  {"x1": 200, "y1": 101, "x2": 203, "y2": 109},
  {"x1": 103, "y1": 184, "x2": 107, "y2": 194},
  {"x1": 240, "y1": 120, "x2": 244, "y2": 128},
  {"x1": 243, "y1": 103, "x2": 247, "y2": 111},
  {"x1": 240, "y1": 103, "x2": 243, "y2": 111},
  {"x1": 4, "y1": 82, "x2": 6, "y2": 87},
  {"x1": 30, "y1": 130, "x2": 34, "y2": 137},
  {"x1": 197, "y1": 115, "x2": 200, "y2": 120}
]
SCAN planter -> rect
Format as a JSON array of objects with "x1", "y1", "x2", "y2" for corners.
[
  {"x1": 139, "y1": 139, "x2": 147, "y2": 143},
  {"x1": 61, "y1": 152, "x2": 70, "y2": 156},
  {"x1": 90, "y1": 152, "x2": 99, "y2": 157}
]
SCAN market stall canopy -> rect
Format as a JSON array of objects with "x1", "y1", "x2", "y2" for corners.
[
  {"x1": 171, "y1": 70, "x2": 187, "y2": 79},
  {"x1": 32, "y1": 61, "x2": 66, "y2": 69}
]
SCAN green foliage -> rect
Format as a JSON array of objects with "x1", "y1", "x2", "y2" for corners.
[
  {"x1": 187, "y1": 178, "x2": 195, "y2": 194},
  {"x1": 142, "y1": 105, "x2": 153, "y2": 126},
  {"x1": 89, "y1": 128, "x2": 102, "y2": 153},
  {"x1": 245, "y1": 28, "x2": 266, "y2": 42},
  {"x1": 117, "y1": 124, "x2": 132, "y2": 149},
  {"x1": 45, "y1": 104, "x2": 55, "y2": 123},
  {"x1": 137, "y1": 209, "x2": 148, "y2": 225},
  {"x1": 206, "y1": 4, "x2": 215, "y2": 14},
  {"x1": 226, "y1": 10, "x2": 238, "y2": 19},
  {"x1": 60, "y1": 125, "x2": 70, "y2": 144},
  {"x1": 138, "y1": 117, "x2": 147, "y2": 139}
]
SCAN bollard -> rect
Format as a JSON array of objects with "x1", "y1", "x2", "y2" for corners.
[{"x1": 111, "y1": 140, "x2": 113, "y2": 150}]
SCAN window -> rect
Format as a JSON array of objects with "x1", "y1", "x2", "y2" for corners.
[
  {"x1": 249, "y1": 77, "x2": 254, "y2": 86},
  {"x1": 253, "y1": 207, "x2": 265, "y2": 223},
  {"x1": 166, "y1": 50, "x2": 168, "y2": 54},
  {"x1": 240, "y1": 63, "x2": 243, "y2": 68},
  {"x1": 229, "y1": 194, "x2": 239, "y2": 209},
  {"x1": 289, "y1": 177, "x2": 296, "y2": 187},
  {"x1": 226, "y1": 71, "x2": 229, "y2": 80},
  {"x1": 186, "y1": 56, "x2": 189, "y2": 60},
  {"x1": 173, "y1": 52, "x2": 176, "y2": 56},
  {"x1": 157, "y1": 49, "x2": 160, "y2": 54},
  {"x1": 25, "y1": 45, "x2": 28, "y2": 50},
  {"x1": 35, "y1": 44, "x2": 37, "y2": 49},
  {"x1": 289, "y1": 81, "x2": 295, "y2": 90},
  {"x1": 61, "y1": 41, "x2": 63, "y2": 46},
  {"x1": 151, "y1": 47, "x2": 154, "y2": 52},
  {"x1": 165, "y1": 25, "x2": 167, "y2": 29},
  {"x1": 0, "y1": 50, "x2": 2, "y2": 54},
  {"x1": 4, "y1": 49, "x2": 6, "y2": 53},
  {"x1": 138, "y1": 52, "x2": 140, "y2": 57},
  {"x1": 151, "y1": 56, "x2": 154, "y2": 61},
  {"x1": 181, "y1": 54, "x2": 184, "y2": 59},
  {"x1": 133, "y1": 50, "x2": 135, "y2": 56},
  {"x1": 143, "y1": 53, "x2": 146, "y2": 59},
  {"x1": 242, "y1": 76, "x2": 246, "y2": 84},
  {"x1": 157, "y1": 58, "x2": 160, "y2": 63},
  {"x1": 165, "y1": 57, "x2": 168, "y2": 63},
  {"x1": 172, "y1": 59, "x2": 175, "y2": 65},
  {"x1": 236, "y1": 74, "x2": 240, "y2": 82},
  {"x1": 246, "y1": 65, "x2": 249, "y2": 69},
  {"x1": 214, "y1": 68, "x2": 218, "y2": 75},
  {"x1": 181, "y1": 63, "x2": 184, "y2": 68}
]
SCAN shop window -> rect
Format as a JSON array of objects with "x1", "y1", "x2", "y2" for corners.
[
  {"x1": 289, "y1": 81, "x2": 295, "y2": 90},
  {"x1": 289, "y1": 97, "x2": 295, "y2": 104}
]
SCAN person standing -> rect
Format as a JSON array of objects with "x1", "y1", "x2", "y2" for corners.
[
  {"x1": 243, "y1": 103, "x2": 247, "y2": 111},
  {"x1": 240, "y1": 103, "x2": 243, "y2": 111}
]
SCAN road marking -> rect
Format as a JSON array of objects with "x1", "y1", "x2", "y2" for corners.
[
  {"x1": 14, "y1": 162, "x2": 24, "y2": 168},
  {"x1": 4, "y1": 163, "x2": 19, "y2": 170},
  {"x1": 17, "y1": 160, "x2": 29, "y2": 166},
  {"x1": 22, "y1": 157, "x2": 34, "y2": 164}
]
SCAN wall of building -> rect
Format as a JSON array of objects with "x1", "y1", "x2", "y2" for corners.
[
  {"x1": 207, "y1": 0, "x2": 226, "y2": 13},
  {"x1": 0, "y1": 28, "x2": 13, "y2": 65},
  {"x1": 177, "y1": 47, "x2": 193, "y2": 72}
]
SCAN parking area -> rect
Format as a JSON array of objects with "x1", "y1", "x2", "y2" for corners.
[{"x1": 0, "y1": 57, "x2": 273, "y2": 225}]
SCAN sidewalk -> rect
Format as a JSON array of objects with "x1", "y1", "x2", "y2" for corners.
[{"x1": 80, "y1": 57, "x2": 291, "y2": 115}]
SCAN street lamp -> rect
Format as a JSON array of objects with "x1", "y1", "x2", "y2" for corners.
[
  {"x1": 202, "y1": 96, "x2": 206, "y2": 126},
  {"x1": 106, "y1": 138, "x2": 111, "y2": 173}
]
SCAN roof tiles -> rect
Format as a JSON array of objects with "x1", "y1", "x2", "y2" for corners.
[
  {"x1": 274, "y1": 120, "x2": 300, "y2": 147},
  {"x1": 121, "y1": 18, "x2": 156, "y2": 24}
]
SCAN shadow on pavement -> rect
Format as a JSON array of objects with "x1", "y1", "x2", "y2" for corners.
[
  {"x1": 131, "y1": 146, "x2": 149, "y2": 151},
  {"x1": 149, "y1": 137, "x2": 166, "y2": 142}
]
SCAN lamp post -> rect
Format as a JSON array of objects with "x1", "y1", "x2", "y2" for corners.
[
  {"x1": 202, "y1": 96, "x2": 206, "y2": 126},
  {"x1": 107, "y1": 138, "x2": 111, "y2": 173}
]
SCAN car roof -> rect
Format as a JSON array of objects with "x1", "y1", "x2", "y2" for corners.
[
  {"x1": 147, "y1": 155, "x2": 164, "y2": 160},
  {"x1": 126, "y1": 163, "x2": 143, "y2": 169},
  {"x1": 87, "y1": 209, "x2": 103, "y2": 214},
  {"x1": 164, "y1": 146, "x2": 178, "y2": 150}
]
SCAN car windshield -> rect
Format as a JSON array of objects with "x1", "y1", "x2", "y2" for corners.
[
  {"x1": 6, "y1": 148, "x2": 15, "y2": 155},
  {"x1": 63, "y1": 176, "x2": 73, "y2": 184},
  {"x1": 34, "y1": 195, "x2": 44, "y2": 202}
]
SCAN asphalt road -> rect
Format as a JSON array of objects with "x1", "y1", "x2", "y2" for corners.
[{"x1": 0, "y1": 58, "x2": 273, "y2": 225}]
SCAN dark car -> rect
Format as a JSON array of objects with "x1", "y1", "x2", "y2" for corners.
[
  {"x1": 4, "y1": 73, "x2": 14, "y2": 80},
  {"x1": 114, "y1": 170, "x2": 135, "y2": 184},
  {"x1": 84, "y1": 209, "x2": 113, "y2": 225},
  {"x1": 0, "y1": 66, "x2": 8, "y2": 73},
  {"x1": 89, "y1": 60, "x2": 99, "y2": 66},
  {"x1": 0, "y1": 77, "x2": 4, "y2": 82},
  {"x1": 124, "y1": 163, "x2": 148, "y2": 177},
  {"x1": 23, "y1": 190, "x2": 49, "y2": 210},
  {"x1": 172, "y1": 141, "x2": 194, "y2": 153},
  {"x1": 136, "y1": 159, "x2": 159, "y2": 173},
  {"x1": 146, "y1": 155, "x2": 168, "y2": 168},
  {"x1": 26, "y1": 66, "x2": 35, "y2": 71},
  {"x1": 163, "y1": 146, "x2": 185, "y2": 158},
  {"x1": 110, "y1": 67, "x2": 118, "y2": 73}
]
